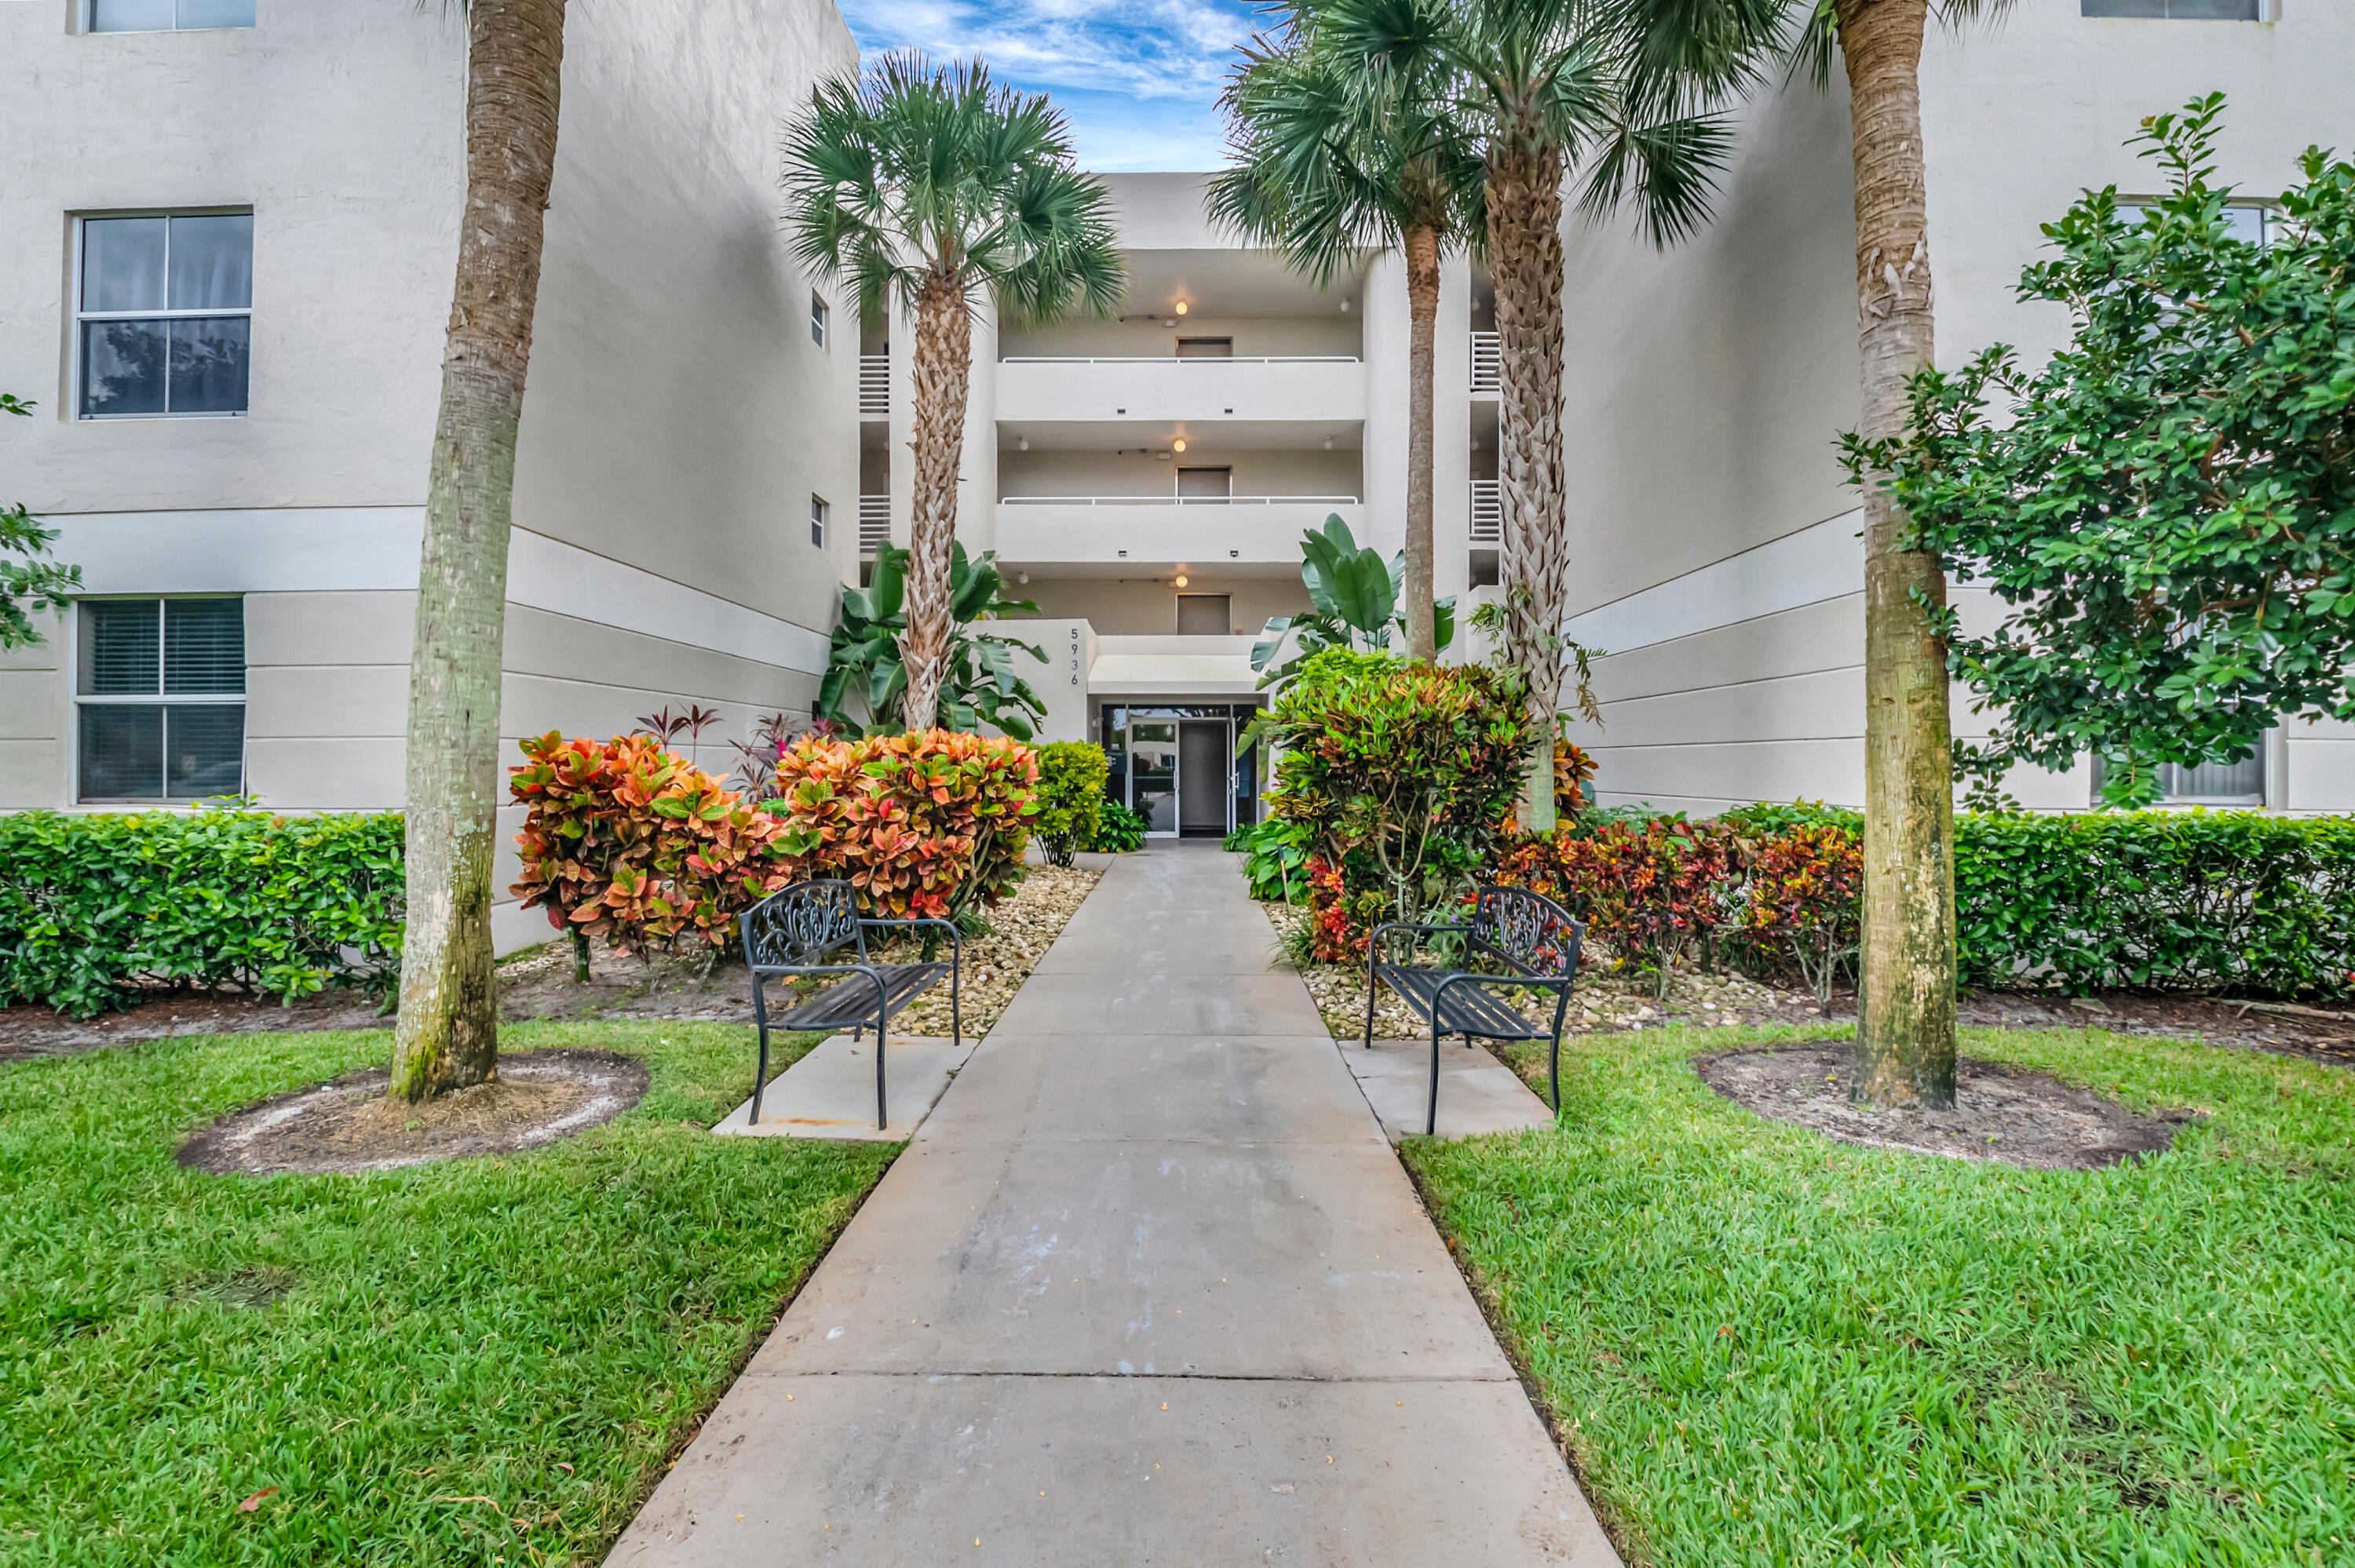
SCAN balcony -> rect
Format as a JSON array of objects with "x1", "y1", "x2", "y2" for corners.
[
  {"x1": 995, "y1": 356, "x2": 1364, "y2": 425},
  {"x1": 1470, "y1": 480, "x2": 1499, "y2": 543},
  {"x1": 1470, "y1": 331, "x2": 1499, "y2": 396},
  {"x1": 995, "y1": 495, "x2": 1362, "y2": 566}
]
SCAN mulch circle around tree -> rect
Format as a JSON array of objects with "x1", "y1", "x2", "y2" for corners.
[
  {"x1": 178, "y1": 1048, "x2": 650, "y2": 1176},
  {"x1": 1696, "y1": 1041, "x2": 2193, "y2": 1171}
]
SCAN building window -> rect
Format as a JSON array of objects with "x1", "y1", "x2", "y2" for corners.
[
  {"x1": 76, "y1": 211, "x2": 252, "y2": 418},
  {"x1": 76, "y1": 598, "x2": 246, "y2": 802},
  {"x1": 2082, "y1": 1, "x2": 2262, "y2": 18},
  {"x1": 2118, "y1": 200, "x2": 2271, "y2": 243},
  {"x1": 2091, "y1": 749, "x2": 2266, "y2": 808},
  {"x1": 810, "y1": 293, "x2": 829, "y2": 348},
  {"x1": 1174, "y1": 337, "x2": 1232, "y2": 359},
  {"x1": 1176, "y1": 593, "x2": 1230, "y2": 635},
  {"x1": 1175, "y1": 466, "x2": 1232, "y2": 501},
  {"x1": 810, "y1": 494, "x2": 830, "y2": 549},
  {"x1": 87, "y1": 0, "x2": 255, "y2": 31}
]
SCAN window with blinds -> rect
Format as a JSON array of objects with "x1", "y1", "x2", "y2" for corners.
[{"x1": 77, "y1": 598, "x2": 246, "y2": 801}]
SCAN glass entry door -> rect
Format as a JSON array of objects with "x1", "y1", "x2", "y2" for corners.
[
  {"x1": 1104, "y1": 705, "x2": 1254, "y2": 840},
  {"x1": 1129, "y1": 720, "x2": 1178, "y2": 837}
]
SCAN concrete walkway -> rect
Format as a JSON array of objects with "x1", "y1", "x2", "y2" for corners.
[{"x1": 608, "y1": 846, "x2": 1618, "y2": 1566}]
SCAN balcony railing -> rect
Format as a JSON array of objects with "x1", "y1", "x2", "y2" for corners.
[
  {"x1": 999, "y1": 494, "x2": 1360, "y2": 506},
  {"x1": 858, "y1": 355, "x2": 889, "y2": 418},
  {"x1": 999, "y1": 356, "x2": 1359, "y2": 365},
  {"x1": 1470, "y1": 480, "x2": 1500, "y2": 542},
  {"x1": 858, "y1": 494, "x2": 890, "y2": 555},
  {"x1": 1470, "y1": 331, "x2": 1499, "y2": 393}
]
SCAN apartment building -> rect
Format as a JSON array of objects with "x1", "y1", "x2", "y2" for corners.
[
  {"x1": 862, "y1": 172, "x2": 1498, "y2": 838},
  {"x1": 1552, "y1": 0, "x2": 2355, "y2": 814},
  {"x1": 0, "y1": 0, "x2": 861, "y2": 946}
]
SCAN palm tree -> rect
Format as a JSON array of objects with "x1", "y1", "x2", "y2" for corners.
[
  {"x1": 1316, "y1": 0, "x2": 1755, "y2": 831},
  {"x1": 1209, "y1": 2, "x2": 1486, "y2": 662},
  {"x1": 786, "y1": 56, "x2": 1124, "y2": 731},
  {"x1": 389, "y1": 0, "x2": 570, "y2": 1103},
  {"x1": 1787, "y1": 0, "x2": 2013, "y2": 1108}
]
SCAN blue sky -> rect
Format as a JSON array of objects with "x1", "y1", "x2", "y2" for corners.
[{"x1": 837, "y1": 0, "x2": 1265, "y2": 170}]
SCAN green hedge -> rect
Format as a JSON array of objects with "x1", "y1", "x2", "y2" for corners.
[
  {"x1": 1955, "y1": 811, "x2": 2355, "y2": 997},
  {"x1": 0, "y1": 809, "x2": 404, "y2": 1019}
]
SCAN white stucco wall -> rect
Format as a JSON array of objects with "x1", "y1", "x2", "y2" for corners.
[
  {"x1": 1554, "y1": 0, "x2": 2355, "y2": 815},
  {"x1": 0, "y1": 0, "x2": 860, "y2": 837}
]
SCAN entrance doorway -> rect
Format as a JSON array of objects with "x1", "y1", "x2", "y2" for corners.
[
  {"x1": 1101, "y1": 703, "x2": 1261, "y2": 840},
  {"x1": 1178, "y1": 720, "x2": 1232, "y2": 837}
]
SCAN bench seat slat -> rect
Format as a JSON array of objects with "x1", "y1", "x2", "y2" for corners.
[
  {"x1": 770, "y1": 962, "x2": 951, "y2": 1031},
  {"x1": 1374, "y1": 963, "x2": 1554, "y2": 1040}
]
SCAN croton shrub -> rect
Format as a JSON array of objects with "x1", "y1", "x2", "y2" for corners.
[
  {"x1": 1259, "y1": 649, "x2": 1535, "y2": 960},
  {"x1": 1496, "y1": 818, "x2": 1738, "y2": 994},
  {"x1": 764, "y1": 728, "x2": 1038, "y2": 921},
  {"x1": 509, "y1": 732, "x2": 795, "y2": 954}
]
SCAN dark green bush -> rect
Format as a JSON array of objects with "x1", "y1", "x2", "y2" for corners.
[
  {"x1": 1955, "y1": 811, "x2": 2355, "y2": 997},
  {"x1": 0, "y1": 808, "x2": 404, "y2": 1018},
  {"x1": 1090, "y1": 800, "x2": 1147, "y2": 853}
]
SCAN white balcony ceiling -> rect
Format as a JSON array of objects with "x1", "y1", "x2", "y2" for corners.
[
  {"x1": 1115, "y1": 248, "x2": 1370, "y2": 318},
  {"x1": 997, "y1": 419, "x2": 1361, "y2": 452}
]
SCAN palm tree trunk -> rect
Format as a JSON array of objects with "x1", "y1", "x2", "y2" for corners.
[
  {"x1": 389, "y1": 0, "x2": 568, "y2": 1104},
  {"x1": 1402, "y1": 224, "x2": 1441, "y2": 663},
  {"x1": 902, "y1": 273, "x2": 971, "y2": 733},
  {"x1": 1838, "y1": 0, "x2": 1956, "y2": 1107},
  {"x1": 1488, "y1": 137, "x2": 1567, "y2": 833}
]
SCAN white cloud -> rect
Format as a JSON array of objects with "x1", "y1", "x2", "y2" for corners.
[{"x1": 839, "y1": 0, "x2": 1255, "y2": 168}]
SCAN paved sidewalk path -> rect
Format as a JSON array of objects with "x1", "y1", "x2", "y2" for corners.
[{"x1": 608, "y1": 847, "x2": 1618, "y2": 1566}]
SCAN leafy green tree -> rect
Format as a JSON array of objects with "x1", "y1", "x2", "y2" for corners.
[
  {"x1": 392, "y1": 0, "x2": 570, "y2": 1103},
  {"x1": 1210, "y1": 1, "x2": 1485, "y2": 662},
  {"x1": 1864, "y1": 97, "x2": 2355, "y2": 810},
  {"x1": 1, "y1": 396, "x2": 81, "y2": 652},
  {"x1": 786, "y1": 56, "x2": 1123, "y2": 731},
  {"x1": 1314, "y1": 0, "x2": 1759, "y2": 834},
  {"x1": 817, "y1": 540, "x2": 1049, "y2": 739},
  {"x1": 1251, "y1": 514, "x2": 1456, "y2": 686}
]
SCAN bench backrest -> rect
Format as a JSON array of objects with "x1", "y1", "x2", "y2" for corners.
[
  {"x1": 742, "y1": 878, "x2": 864, "y2": 971},
  {"x1": 1470, "y1": 885, "x2": 1582, "y2": 982}
]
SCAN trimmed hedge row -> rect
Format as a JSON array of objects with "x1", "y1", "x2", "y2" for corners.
[
  {"x1": 1955, "y1": 811, "x2": 2355, "y2": 997},
  {"x1": 0, "y1": 809, "x2": 404, "y2": 1019},
  {"x1": 1512, "y1": 803, "x2": 2355, "y2": 1000}
]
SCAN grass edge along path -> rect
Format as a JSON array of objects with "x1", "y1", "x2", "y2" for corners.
[
  {"x1": 1404, "y1": 1023, "x2": 2355, "y2": 1568},
  {"x1": 1, "y1": 1019, "x2": 890, "y2": 1566}
]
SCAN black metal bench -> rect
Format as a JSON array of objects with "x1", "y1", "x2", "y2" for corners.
[
  {"x1": 1364, "y1": 884, "x2": 1583, "y2": 1136},
  {"x1": 739, "y1": 878, "x2": 961, "y2": 1131}
]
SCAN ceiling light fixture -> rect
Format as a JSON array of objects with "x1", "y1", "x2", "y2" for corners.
[
  {"x1": 1174, "y1": 574, "x2": 1188, "y2": 588},
  {"x1": 1323, "y1": 436, "x2": 1333, "y2": 450},
  {"x1": 1339, "y1": 298, "x2": 1351, "y2": 313},
  {"x1": 1017, "y1": 437, "x2": 1030, "y2": 451},
  {"x1": 1174, "y1": 301, "x2": 1188, "y2": 315},
  {"x1": 1172, "y1": 438, "x2": 1186, "y2": 454}
]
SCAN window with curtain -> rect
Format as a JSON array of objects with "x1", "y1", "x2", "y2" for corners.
[
  {"x1": 87, "y1": 0, "x2": 255, "y2": 33},
  {"x1": 77, "y1": 212, "x2": 252, "y2": 418},
  {"x1": 77, "y1": 599, "x2": 246, "y2": 802}
]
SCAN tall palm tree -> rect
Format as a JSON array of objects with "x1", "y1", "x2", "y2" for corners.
[
  {"x1": 1209, "y1": 0, "x2": 1486, "y2": 662},
  {"x1": 1319, "y1": 0, "x2": 1756, "y2": 831},
  {"x1": 1792, "y1": 0, "x2": 2012, "y2": 1108},
  {"x1": 390, "y1": 0, "x2": 569, "y2": 1103},
  {"x1": 786, "y1": 56, "x2": 1124, "y2": 731}
]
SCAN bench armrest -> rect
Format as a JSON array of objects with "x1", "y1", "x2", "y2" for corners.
[{"x1": 860, "y1": 916, "x2": 960, "y2": 955}]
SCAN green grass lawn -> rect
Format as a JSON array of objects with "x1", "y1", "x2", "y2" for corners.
[
  {"x1": 0, "y1": 1020, "x2": 891, "y2": 1566},
  {"x1": 1408, "y1": 1025, "x2": 2355, "y2": 1568}
]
